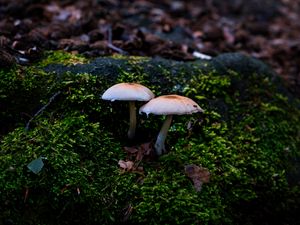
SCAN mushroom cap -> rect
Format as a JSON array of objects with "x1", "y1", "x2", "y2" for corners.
[
  {"x1": 139, "y1": 94, "x2": 204, "y2": 115},
  {"x1": 102, "y1": 83, "x2": 155, "y2": 101}
]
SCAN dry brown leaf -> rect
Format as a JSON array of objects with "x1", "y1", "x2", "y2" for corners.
[
  {"x1": 124, "y1": 141, "x2": 154, "y2": 162},
  {"x1": 140, "y1": 142, "x2": 152, "y2": 155},
  {"x1": 124, "y1": 146, "x2": 139, "y2": 154},
  {"x1": 185, "y1": 164, "x2": 210, "y2": 192},
  {"x1": 136, "y1": 142, "x2": 151, "y2": 161},
  {"x1": 118, "y1": 160, "x2": 134, "y2": 171}
]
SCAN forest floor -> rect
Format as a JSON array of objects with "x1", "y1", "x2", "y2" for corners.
[{"x1": 0, "y1": 0, "x2": 299, "y2": 96}]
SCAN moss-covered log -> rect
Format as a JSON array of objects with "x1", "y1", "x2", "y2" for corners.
[{"x1": 0, "y1": 51, "x2": 299, "y2": 225}]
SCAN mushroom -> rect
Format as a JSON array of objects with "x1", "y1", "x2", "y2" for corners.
[
  {"x1": 139, "y1": 94, "x2": 203, "y2": 155},
  {"x1": 102, "y1": 83, "x2": 154, "y2": 139}
]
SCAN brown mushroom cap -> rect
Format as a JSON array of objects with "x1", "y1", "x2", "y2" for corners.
[
  {"x1": 139, "y1": 94, "x2": 203, "y2": 115},
  {"x1": 102, "y1": 83, "x2": 154, "y2": 101}
]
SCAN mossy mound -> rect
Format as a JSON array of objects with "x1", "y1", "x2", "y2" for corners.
[{"x1": 1, "y1": 51, "x2": 299, "y2": 225}]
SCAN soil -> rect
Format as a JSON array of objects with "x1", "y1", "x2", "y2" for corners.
[{"x1": 0, "y1": 0, "x2": 299, "y2": 96}]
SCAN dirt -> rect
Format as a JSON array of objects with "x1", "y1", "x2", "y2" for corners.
[{"x1": 0, "y1": 0, "x2": 299, "y2": 96}]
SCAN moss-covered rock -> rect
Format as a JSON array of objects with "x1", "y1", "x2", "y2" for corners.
[{"x1": 0, "y1": 51, "x2": 299, "y2": 225}]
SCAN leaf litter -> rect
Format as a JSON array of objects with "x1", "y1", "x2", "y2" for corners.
[{"x1": 185, "y1": 164, "x2": 211, "y2": 192}]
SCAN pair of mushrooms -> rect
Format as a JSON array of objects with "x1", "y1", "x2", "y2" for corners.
[{"x1": 102, "y1": 83, "x2": 203, "y2": 156}]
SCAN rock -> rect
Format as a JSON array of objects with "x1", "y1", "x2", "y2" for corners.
[{"x1": 0, "y1": 51, "x2": 299, "y2": 224}]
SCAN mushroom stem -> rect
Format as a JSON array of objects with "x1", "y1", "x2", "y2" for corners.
[
  {"x1": 155, "y1": 115, "x2": 173, "y2": 155},
  {"x1": 128, "y1": 101, "x2": 136, "y2": 139}
]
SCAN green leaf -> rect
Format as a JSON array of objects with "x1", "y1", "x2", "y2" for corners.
[{"x1": 27, "y1": 157, "x2": 45, "y2": 174}]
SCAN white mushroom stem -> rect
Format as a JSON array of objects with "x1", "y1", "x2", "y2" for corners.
[
  {"x1": 127, "y1": 101, "x2": 136, "y2": 139},
  {"x1": 155, "y1": 115, "x2": 173, "y2": 155}
]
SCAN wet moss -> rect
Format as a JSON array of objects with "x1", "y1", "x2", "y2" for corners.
[
  {"x1": 38, "y1": 51, "x2": 89, "y2": 67},
  {"x1": 0, "y1": 51, "x2": 299, "y2": 224}
]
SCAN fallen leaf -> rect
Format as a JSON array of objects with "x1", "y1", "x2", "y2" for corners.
[
  {"x1": 124, "y1": 146, "x2": 139, "y2": 154},
  {"x1": 123, "y1": 141, "x2": 154, "y2": 162},
  {"x1": 140, "y1": 142, "x2": 152, "y2": 155},
  {"x1": 185, "y1": 164, "x2": 210, "y2": 192},
  {"x1": 27, "y1": 157, "x2": 45, "y2": 174},
  {"x1": 118, "y1": 160, "x2": 134, "y2": 171},
  {"x1": 136, "y1": 142, "x2": 153, "y2": 161}
]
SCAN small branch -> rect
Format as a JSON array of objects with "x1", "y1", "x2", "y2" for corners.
[
  {"x1": 25, "y1": 91, "x2": 61, "y2": 131},
  {"x1": 107, "y1": 25, "x2": 128, "y2": 55}
]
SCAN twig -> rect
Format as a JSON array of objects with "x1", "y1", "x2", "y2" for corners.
[
  {"x1": 107, "y1": 25, "x2": 128, "y2": 55},
  {"x1": 25, "y1": 91, "x2": 61, "y2": 131}
]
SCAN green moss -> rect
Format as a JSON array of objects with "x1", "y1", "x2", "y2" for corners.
[
  {"x1": 111, "y1": 54, "x2": 149, "y2": 62},
  {"x1": 0, "y1": 113, "x2": 134, "y2": 224},
  {"x1": 38, "y1": 51, "x2": 89, "y2": 67},
  {"x1": 0, "y1": 51, "x2": 299, "y2": 224}
]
